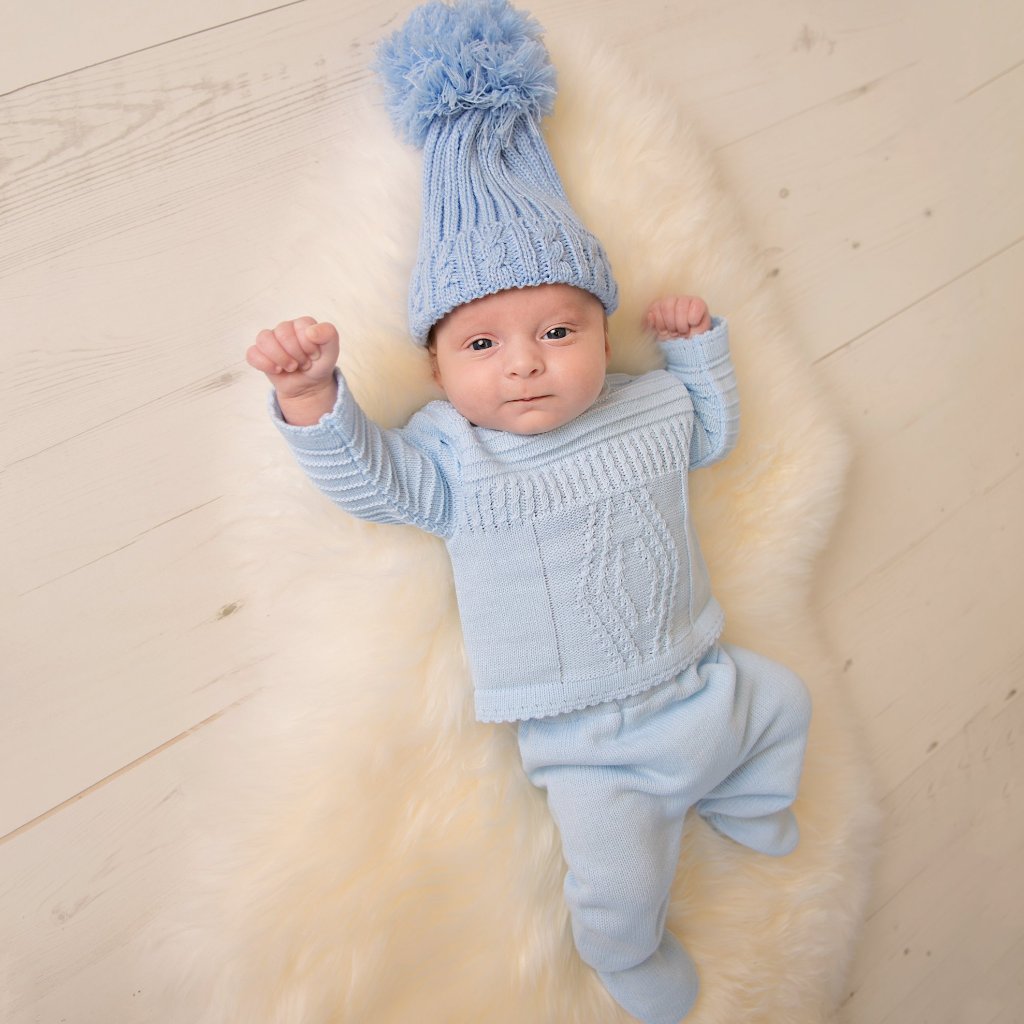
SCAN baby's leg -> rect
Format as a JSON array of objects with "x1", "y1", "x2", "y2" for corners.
[
  {"x1": 518, "y1": 690, "x2": 704, "y2": 1024},
  {"x1": 695, "y1": 643, "x2": 812, "y2": 856},
  {"x1": 552, "y1": 773, "x2": 698, "y2": 1024}
]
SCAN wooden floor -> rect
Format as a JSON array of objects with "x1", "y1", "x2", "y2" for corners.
[{"x1": 2, "y1": 1, "x2": 1021, "y2": 1021}]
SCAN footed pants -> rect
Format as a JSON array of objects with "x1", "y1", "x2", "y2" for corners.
[{"x1": 517, "y1": 642, "x2": 811, "y2": 1024}]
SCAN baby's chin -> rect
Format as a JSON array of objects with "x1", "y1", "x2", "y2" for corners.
[{"x1": 467, "y1": 407, "x2": 576, "y2": 435}]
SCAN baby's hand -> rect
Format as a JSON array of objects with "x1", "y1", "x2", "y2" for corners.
[
  {"x1": 645, "y1": 296, "x2": 712, "y2": 341},
  {"x1": 246, "y1": 317, "x2": 340, "y2": 401}
]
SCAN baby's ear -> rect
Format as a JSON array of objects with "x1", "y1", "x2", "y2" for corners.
[{"x1": 427, "y1": 346, "x2": 444, "y2": 390}]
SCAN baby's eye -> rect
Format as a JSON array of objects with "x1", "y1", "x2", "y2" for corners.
[
  {"x1": 469, "y1": 338, "x2": 494, "y2": 351},
  {"x1": 544, "y1": 327, "x2": 569, "y2": 340}
]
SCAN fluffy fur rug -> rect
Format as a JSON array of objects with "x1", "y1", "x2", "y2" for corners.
[{"x1": 165, "y1": 30, "x2": 878, "y2": 1024}]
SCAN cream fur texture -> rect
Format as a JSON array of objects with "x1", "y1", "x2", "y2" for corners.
[{"x1": 163, "y1": 33, "x2": 879, "y2": 1024}]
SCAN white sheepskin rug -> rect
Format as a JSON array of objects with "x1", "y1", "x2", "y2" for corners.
[{"x1": 163, "y1": 29, "x2": 879, "y2": 1024}]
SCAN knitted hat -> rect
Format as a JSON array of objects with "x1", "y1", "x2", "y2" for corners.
[{"x1": 376, "y1": 0, "x2": 619, "y2": 345}]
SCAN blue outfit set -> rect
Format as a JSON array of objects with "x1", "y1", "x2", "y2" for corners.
[{"x1": 271, "y1": 319, "x2": 811, "y2": 1024}]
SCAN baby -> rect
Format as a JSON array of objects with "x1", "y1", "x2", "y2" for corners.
[{"x1": 246, "y1": 2, "x2": 811, "y2": 1022}]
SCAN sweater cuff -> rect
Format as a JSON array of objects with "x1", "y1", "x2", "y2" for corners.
[
  {"x1": 660, "y1": 316, "x2": 730, "y2": 371},
  {"x1": 268, "y1": 368, "x2": 362, "y2": 453}
]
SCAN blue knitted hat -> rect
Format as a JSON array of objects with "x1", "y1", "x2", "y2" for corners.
[{"x1": 376, "y1": 0, "x2": 619, "y2": 345}]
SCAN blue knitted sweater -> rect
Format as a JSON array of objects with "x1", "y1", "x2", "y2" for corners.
[{"x1": 272, "y1": 319, "x2": 739, "y2": 722}]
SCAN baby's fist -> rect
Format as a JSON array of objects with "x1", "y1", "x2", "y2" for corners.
[
  {"x1": 246, "y1": 317, "x2": 340, "y2": 400},
  {"x1": 645, "y1": 296, "x2": 712, "y2": 340}
]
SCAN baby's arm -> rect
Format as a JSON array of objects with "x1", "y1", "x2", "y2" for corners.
[
  {"x1": 246, "y1": 317, "x2": 454, "y2": 536},
  {"x1": 246, "y1": 317, "x2": 340, "y2": 426},
  {"x1": 645, "y1": 296, "x2": 739, "y2": 468}
]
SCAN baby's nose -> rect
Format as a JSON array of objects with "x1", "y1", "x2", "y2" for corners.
[{"x1": 506, "y1": 341, "x2": 544, "y2": 376}]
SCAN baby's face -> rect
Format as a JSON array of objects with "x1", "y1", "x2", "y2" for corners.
[{"x1": 430, "y1": 284, "x2": 610, "y2": 434}]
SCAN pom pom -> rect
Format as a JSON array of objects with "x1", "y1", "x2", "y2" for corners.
[{"x1": 375, "y1": 0, "x2": 556, "y2": 148}]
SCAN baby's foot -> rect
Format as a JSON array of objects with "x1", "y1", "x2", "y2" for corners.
[
  {"x1": 701, "y1": 808, "x2": 799, "y2": 856},
  {"x1": 598, "y1": 932, "x2": 699, "y2": 1024}
]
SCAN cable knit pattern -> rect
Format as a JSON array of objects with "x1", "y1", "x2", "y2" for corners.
[{"x1": 272, "y1": 318, "x2": 738, "y2": 721}]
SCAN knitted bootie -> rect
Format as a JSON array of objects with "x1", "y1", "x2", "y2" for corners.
[{"x1": 598, "y1": 931, "x2": 699, "y2": 1024}]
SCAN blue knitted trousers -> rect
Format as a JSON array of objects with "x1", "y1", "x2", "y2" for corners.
[{"x1": 517, "y1": 642, "x2": 811, "y2": 1024}]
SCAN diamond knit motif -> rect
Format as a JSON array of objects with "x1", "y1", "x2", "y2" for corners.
[{"x1": 578, "y1": 487, "x2": 680, "y2": 666}]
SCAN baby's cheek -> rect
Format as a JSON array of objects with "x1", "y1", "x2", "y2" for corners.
[{"x1": 447, "y1": 385, "x2": 486, "y2": 422}]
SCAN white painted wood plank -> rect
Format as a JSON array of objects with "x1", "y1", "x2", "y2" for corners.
[
  {"x1": 1, "y1": 471, "x2": 270, "y2": 835},
  {"x1": 713, "y1": 33, "x2": 1024, "y2": 362},
  {"x1": 839, "y1": 688, "x2": 1023, "y2": 1023},
  {"x1": 810, "y1": 242, "x2": 1024, "y2": 797},
  {"x1": 812, "y1": 239, "x2": 1024, "y2": 605},
  {"x1": 1, "y1": 0, "x2": 288, "y2": 94},
  {"x1": 833, "y1": 468, "x2": 1023, "y2": 803},
  {"x1": 0, "y1": 716, "x2": 231, "y2": 1024},
  {"x1": 867, "y1": 672, "x2": 1023, "y2": 924},
  {"x1": 988, "y1": 937, "x2": 1024, "y2": 1024}
]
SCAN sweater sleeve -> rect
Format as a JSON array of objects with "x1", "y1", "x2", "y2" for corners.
[
  {"x1": 269, "y1": 370, "x2": 455, "y2": 538},
  {"x1": 660, "y1": 317, "x2": 739, "y2": 469}
]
